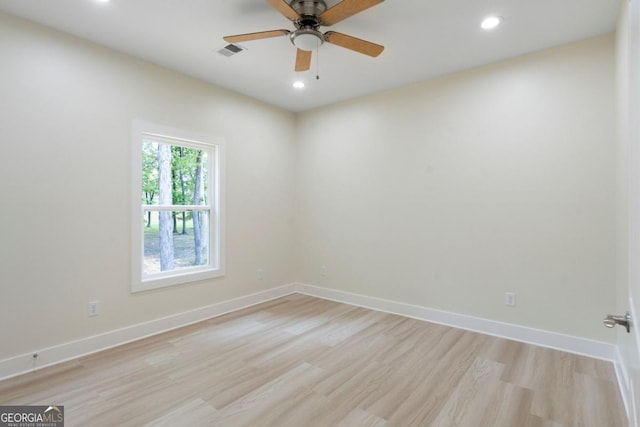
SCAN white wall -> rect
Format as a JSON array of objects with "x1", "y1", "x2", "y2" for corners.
[
  {"x1": 295, "y1": 34, "x2": 617, "y2": 341},
  {"x1": 0, "y1": 12, "x2": 296, "y2": 360}
]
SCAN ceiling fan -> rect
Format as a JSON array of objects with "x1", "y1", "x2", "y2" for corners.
[{"x1": 223, "y1": 0, "x2": 385, "y2": 72}]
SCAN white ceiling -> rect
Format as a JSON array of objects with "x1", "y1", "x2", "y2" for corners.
[{"x1": 0, "y1": 0, "x2": 621, "y2": 112}]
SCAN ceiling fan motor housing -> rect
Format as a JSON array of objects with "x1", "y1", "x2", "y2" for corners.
[{"x1": 289, "y1": 0, "x2": 327, "y2": 21}]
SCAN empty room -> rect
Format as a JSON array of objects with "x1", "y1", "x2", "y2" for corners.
[{"x1": 0, "y1": 0, "x2": 639, "y2": 426}]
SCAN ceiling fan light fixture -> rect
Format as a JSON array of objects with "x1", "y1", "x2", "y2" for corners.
[{"x1": 290, "y1": 29, "x2": 324, "y2": 51}]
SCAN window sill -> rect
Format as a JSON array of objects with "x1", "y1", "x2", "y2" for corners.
[{"x1": 132, "y1": 267, "x2": 225, "y2": 293}]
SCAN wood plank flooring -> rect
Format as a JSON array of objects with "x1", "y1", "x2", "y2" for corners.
[{"x1": 0, "y1": 294, "x2": 628, "y2": 426}]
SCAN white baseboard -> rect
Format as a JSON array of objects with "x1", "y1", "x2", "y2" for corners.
[
  {"x1": 293, "y1": 283, "x2": 617, "y2": 361},
  {"x1": 0, "y1": 282, "x2": 621, "y2": 388},
  {"x1": 0, "y1": 284, "x2": 296, "y2": 381}
]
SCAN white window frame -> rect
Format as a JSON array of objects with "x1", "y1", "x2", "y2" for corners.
[{"x1": 131, "y1": 120, "x2": 225, "y2": 292}]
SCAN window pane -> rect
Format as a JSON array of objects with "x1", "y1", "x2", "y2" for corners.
[
  {"x1": 143, "y1": 210, "x2": 210, "y2": 275},
  {"x1": 142, "y1": 140, "x2": 209, "y2": 206}
]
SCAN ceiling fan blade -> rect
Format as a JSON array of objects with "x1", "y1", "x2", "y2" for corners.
[
  {"x1": 224, "y1": 29, "x2": 290, "y2": 43},
  {"x1": 266, "y1": 0, "x2": 301, "y2": 21},
  {"x1": 319, "y1": 0, "x2": 384, "y2": 26},
  {"x1": 324, "y1": 31, "x2": 384, "y2": 57},
  {"x1": 295, "y1": 49, "x2": 312, "y2": 71}
]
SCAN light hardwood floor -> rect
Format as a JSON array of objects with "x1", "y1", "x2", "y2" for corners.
[{"x1": 0, "y1": 294, "x2": 628, "y2": 426}]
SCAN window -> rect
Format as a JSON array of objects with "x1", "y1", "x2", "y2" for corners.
[{"x1": 132, "y1": 121, "x2": 225, "y2": 292}]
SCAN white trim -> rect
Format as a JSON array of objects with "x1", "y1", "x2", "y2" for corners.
[
  {"x1": 614, "y1": 296, "x2": 639, "y2": 426},
  {"x1": 631, "y1": 296, "x2": 640, "y2": 427},
  {"x1": 293, "y1": 283, "x2": 617, "y2": 361},
  {"x1": 142, "y1": 205, "x2": 211, "y2": 211},
  {"x1": 0, "y1": 283, "x2": 622, "y2": 385},
  {"x1": 0, "y1": 284, "x2": 296, "y2": 381},
  {"x1": 137, "y1": 267, "x2": 223, "y2": 292},
  {"x1": 131, "y1": 119, "x2": 226, "y2": 293}
]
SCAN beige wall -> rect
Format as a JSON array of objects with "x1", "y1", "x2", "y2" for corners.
[
  {"x1": 0, "y1": 9, "x2": 620, "y2": 364},
  {"x1": 0, "y1": 12, "x2": 297, "y2": 360},
  {"x1": 295, "y1": 35, "x2": 617, "y2": 341}
]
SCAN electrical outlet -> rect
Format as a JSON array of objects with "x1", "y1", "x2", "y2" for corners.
[
  {"x1": 505, "y1": 292, "x2": 516, "y2": 307},
  {"x1": 320, "y1": 265, "x2": 327, "y2": 276},
  {"x1": 257, "y1": 268, "x2": 264, "y2": 280},
  {"x1": 88, "y1": 300, "x2": 100, "y2": 317}
]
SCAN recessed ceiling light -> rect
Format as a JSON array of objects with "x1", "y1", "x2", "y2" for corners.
[
  {"x1": 481, "y1": 16, "x2": 502, "y2": 30},
  {"x1": 95, "y1": 0, "x2": 111, "y2": 3},
  {"x1": 293, "y1": 81, "x2": 305, "y2": 89}
]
